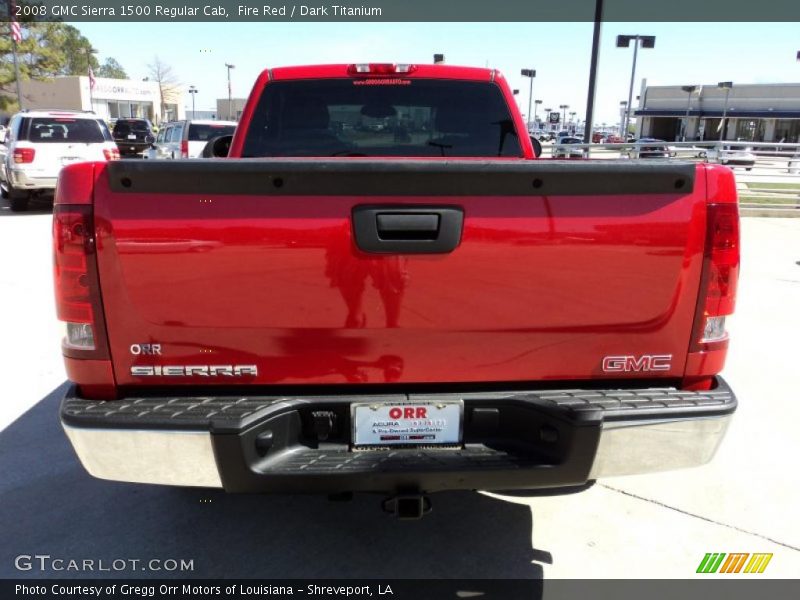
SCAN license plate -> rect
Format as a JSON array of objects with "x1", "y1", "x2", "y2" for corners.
[
  {"x1": 352, "y1": 401, "x2": 463, "y2": 447},
  {"x1": 60, "y1": 156, "x2": 81, "y2": 165},
  {"x1": 127, "y1": 134, "x2": 137, "y2": 140}
]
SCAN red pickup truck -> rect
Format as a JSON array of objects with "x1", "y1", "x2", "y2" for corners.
[{"x1": 56, "y1": 63, "x2": 738, "y2": 518}]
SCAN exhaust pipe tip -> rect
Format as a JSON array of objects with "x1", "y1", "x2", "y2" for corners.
[{"x1": 382, "y1": 494, "x2": 432, "y2": 520}]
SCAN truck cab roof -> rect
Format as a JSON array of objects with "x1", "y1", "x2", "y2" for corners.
[{"x1": 266, "y1": 63, "x2": 500, "y2": 82}]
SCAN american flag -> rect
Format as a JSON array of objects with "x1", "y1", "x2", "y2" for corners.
[
  {"x1": 10, "y1": 3, "x2": 22, "y2": 43},
  {"x1": 88, "y1": 66, "x2": 96, "y2": 89}
]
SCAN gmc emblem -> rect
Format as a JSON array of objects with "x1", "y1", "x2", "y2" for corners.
[{"x1": 602, "y1": 354, "x2": 672, "y2": 373}]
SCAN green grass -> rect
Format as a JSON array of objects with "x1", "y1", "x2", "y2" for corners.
[{"x1": 745, "y1": 182, "x2": 800, "y2": 191}]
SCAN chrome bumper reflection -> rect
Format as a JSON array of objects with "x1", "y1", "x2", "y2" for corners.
[
  {"x1": 589, "y1": 415, "x2": 732, "y2": 479},
  {"x1": 62, "y1": 423, "x2": 222, "y2": 488}
]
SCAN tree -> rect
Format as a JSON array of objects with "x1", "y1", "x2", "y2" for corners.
[
  {"x1": 0, "y1": 17, "x2": 98, "y2": 111},
  {"x1": 56, "y1": 25, "x2": 99, "y2": 76},
  {"x1": 147, "y1": 56, "x2": 180, "y2": 123},
  {"x1": 96, "y1": 58, "x2": 127, "y2": 79}
]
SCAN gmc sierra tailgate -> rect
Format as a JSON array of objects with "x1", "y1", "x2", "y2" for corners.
[{"x1": 93, "y1": 159, "x2": 706, "y2": 388}]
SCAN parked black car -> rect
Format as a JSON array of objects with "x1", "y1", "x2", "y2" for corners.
[{"x1": 112, "y1": 119, "x2": 155, "y2": 157}]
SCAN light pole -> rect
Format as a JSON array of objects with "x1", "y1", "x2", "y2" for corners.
[
  {"x1": 225, "y1": 63, "x2": 235, "y2": 120},
  {"x1": 521, "y1": 69, "x2": 536, "y2": 132},
  {"x1": 534, "y1": 99, "x2": 542, "y2": 127},
  {"x1": 718, "y1": 81, "x2": 733, "y2": 141},
  {"x1": 681, "y1": 85, "x2": 698, "y2": 142},
  {"x1": 616, "y1": 34, "x2": 655, "y2": 140},
  {"x1": 619, "y1": 101, "x2": 628, "y2": 137},
  {"x1": 188, "y1": 85, "x2": 197, "y2": 119},
  {"x1": 559, "y1": 104, "x2": 569, "y2": 130}
]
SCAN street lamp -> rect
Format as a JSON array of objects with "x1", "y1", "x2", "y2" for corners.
[
  {"x1": 225, "y1": 63, "x2": 235, "y2": 120},
  {"x1": 616, "y1": 34, "x2": 655, "y2": 140},
  {"x1": 188, "y1": 85, "x2": 198, "y2": 119},
  {"x1": 681, "y1": 85, "x2": 698, "y2": 142},
  {"x1": 521, "y1": 69, "x2": 536, "y2": 132},
  {"x1": 559, "y1": 104, "x2": 569, "y2": 129},
  {"x1": 534, "y1": 99, "x2": 542, "y2": 126},
  {"x1": 718, "y1": 81, "x2": 733, "y2": 141}
]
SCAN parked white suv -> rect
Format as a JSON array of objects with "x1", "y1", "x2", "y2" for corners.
[
  {"x1": 145, "y1": 119, "x2": 237, "y2": 160},
  {"x1": 0, "y1": 110, "x2": 119, "y2": 211}
]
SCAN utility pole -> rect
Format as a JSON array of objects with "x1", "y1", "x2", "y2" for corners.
[
  {"x1": 681, "y1": 85, "x2": 698, "y2": 142},
  {"x1": 189, "y1": 85, "x2": 197, "y2": 119},
  {"x1": 225, "y1": 63, "x2": 235, "y2": 120},
  {"x1": 583, "y1": 0, "x2": 603, "y2": 144},
  {"x1": 718, "y1": 81, "x2": 733, "y2": 141},
  {"x1": 617, "y1": 34, "x2": 655, "y2": 139},
  {"x1": 521, "y1": 69, "x2": 536, "y2": 132}
]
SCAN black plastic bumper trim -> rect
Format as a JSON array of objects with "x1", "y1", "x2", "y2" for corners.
[{"x1": 61, "y1": 378, "x2": 735, "y2": 493}]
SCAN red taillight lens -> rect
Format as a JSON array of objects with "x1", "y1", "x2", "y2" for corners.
[
  {"x1": 347, "y1": 63, "x2": 417, "y2": 76},
  {"x1": 691, "y1": 203, "x2": 740, "y2": 351},
  {"x1": 705, "y1": 204, "x2": 739, "y2": 316},
  {"x1": 13, "y1": 147, "x2": 35, "y2": 163},
  {"x1": 181, "y1": 140, "x2": 189, "y2": 158},
  {"x1": 53, "y1": 205, "x2": 109, "y2": 359},
  {"x1": 103, "y1": 147, "x2": 120, "y2": 161}
]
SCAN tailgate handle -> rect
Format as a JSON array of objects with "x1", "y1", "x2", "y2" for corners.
[
  {"x1": 352, "y1": 206, "x2": 463, "y2": 254},
  {"x1": 376, "y1": 213, "x2": 440, "y2": 239}
]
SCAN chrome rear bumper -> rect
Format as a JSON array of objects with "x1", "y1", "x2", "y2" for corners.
[{"x1": 61, "y1": 378, "x2": 736, "y2": 492}]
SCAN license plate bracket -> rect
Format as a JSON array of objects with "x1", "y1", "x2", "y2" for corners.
[{"x1": 351, "y1": 401, "x2": 463, "y2": 447}]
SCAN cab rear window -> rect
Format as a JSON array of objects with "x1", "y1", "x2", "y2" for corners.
[
  {"x1": 22, "y1": 118, "x2": 109, "y2": 143},
  {"x1": 241, "y1": 79, "x2": 522, "y2": 158},
  {"x1": 188, "y1": 124, "x2": 236, "y2": 141}
]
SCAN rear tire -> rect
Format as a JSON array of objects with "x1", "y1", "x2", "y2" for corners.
[{"x1": 8, "y1": 188, "x2": 30, "y2": 212}]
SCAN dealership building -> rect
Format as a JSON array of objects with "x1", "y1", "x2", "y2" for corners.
[
  {"x1": 18, "y1": 76, "x2": 185, "y2": 124},
  {"x1": 634, "y1": 82, "x2": 800, "y2": 143}
]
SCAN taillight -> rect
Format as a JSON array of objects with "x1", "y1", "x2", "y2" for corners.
[
  {"x1": 103, "y1": 147, "x2": 120, "y2": 160},
  {"x1": 347, "y1": 63, "x2": 417, "y2": 76},
  {"x1": 53, "y1": 205, "x2": 109, "y2": 359},
  {"x1": 180, "y1": 140, "x2": 189, "y2": 158},
  {"x1": 13, "y1": 147, "x2": 35, "y2": 163},
  {"x1": 690, "y1": 203, "x2": 740, "y2": 351}
]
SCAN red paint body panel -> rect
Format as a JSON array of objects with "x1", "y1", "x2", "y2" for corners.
[
  {"x1": 90, "y1": 168, "x2": 708, "y2": 388},
  {"x1": 56, "y1": 65, "x2": 737, "y2": 396},
  {"x1": 63, "y1": 357, "x2": 117, "y2": 399}
]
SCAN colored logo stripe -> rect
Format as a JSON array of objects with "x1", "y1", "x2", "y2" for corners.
[
  {"x1": 744, "y1": 554, "x2": 773, "y2": 573},
  {"x1": 720, "y1": 553, "x2": 749, "y2": 573},
  {"x1": 697, "y1": 553, "x2": 773, "y2": 574},
  {"x1": 697, "y1": 553, "x2": 726, "y2": 573}
]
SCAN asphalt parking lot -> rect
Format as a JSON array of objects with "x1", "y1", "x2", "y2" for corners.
[{"x1": 1, "y1": 195, "x2": 798, "y2": 579}]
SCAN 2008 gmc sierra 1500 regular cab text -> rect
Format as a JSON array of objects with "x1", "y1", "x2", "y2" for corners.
[{"x1": 55, "y1": 63, "x2": 739, "y2": 518}]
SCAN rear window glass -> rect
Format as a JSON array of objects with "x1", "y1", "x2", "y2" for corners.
[
  {"x1": 241, "y1": 79, "x2": 522, "y2": 158},
  {"x1": 24, "y1": 118, "x2": 108, "y2": 143},
  {"x1": 114, "y1": 120, "x2": 150, "y2": 134},
  {"x1": 188, "y1": 124, "x2": 236, "y2": 141}
]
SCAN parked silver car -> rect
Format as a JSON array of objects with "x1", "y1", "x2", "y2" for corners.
[
  {"x1": 704, "y1": 145, "x2": 756, "y2": 170},
  {"x1": 552, "y1": 136, "x2": 586, "y2": 159}
]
